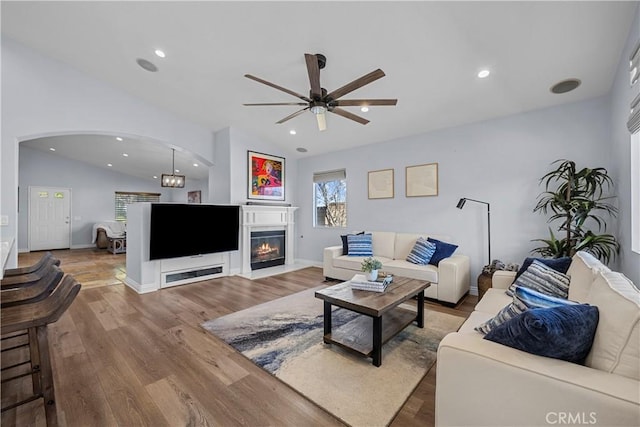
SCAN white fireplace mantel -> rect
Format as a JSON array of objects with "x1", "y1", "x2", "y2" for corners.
[{"x1": 240, "y1": 205, "x2": 298, "y2": 275}]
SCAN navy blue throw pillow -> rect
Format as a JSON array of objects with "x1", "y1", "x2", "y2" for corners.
[
  {"x1": 484, "y1": 304, "x2": 599, "y2": 364},
  {"x1": 427, "y1": 238, "x2": 458, "y2": 266},
  {"x1": 340, "y1": 231, "x2": 364, "y2": 255},
  {"x1": 513, "y1": 257, "x2": 571, "y2": 282}
]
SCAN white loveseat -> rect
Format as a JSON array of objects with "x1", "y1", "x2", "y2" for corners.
[
  {"x1": 323, "y1": 231, "x2": 470, "y2": 305},
  {"x1": 436, "y1": 251, "x2": 640, "y2": 426}
]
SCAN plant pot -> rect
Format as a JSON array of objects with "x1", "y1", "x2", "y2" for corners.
[{"x1": 366, "y1": 270, "x2": 378, "y2": 281}]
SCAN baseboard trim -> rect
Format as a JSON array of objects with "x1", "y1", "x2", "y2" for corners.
[{"x1": 124, "y1": 276, "x2": 157, "y2": 294}]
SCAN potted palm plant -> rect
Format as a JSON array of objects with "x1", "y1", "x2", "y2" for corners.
[
  {"x1": 532, "y1": 159, "x2": 619, "y2": 264},
  {"x1": 361, "y1": 257, "x2": 383, "y2": 281}
]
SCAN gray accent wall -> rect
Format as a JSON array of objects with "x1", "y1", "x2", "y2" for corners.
[{"x1": 296, "y1": 97, "x2": 613, "y2": 283}]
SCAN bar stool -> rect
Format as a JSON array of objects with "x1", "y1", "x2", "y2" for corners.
[
  {"x1": 1, "y1": 265, "x2": 64, "y2": 308},
  {"x1": 1, "y1": 254, "x2": 61, "y2": 289},
  {"x1": 1, "y1": 275, "x2": 81, "y2": 427},
  {"x1": 3, "y1": 251, "x2": 59, "y2": 276}
]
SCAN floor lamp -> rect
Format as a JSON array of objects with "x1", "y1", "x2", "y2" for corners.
[{"x1": 456, "y1": 197, "x2": 491, "y2": 266}]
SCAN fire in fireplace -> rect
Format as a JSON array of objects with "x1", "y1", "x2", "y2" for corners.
[{"x1": 250, "y1": 230, "x2": 285, "y2": 270}]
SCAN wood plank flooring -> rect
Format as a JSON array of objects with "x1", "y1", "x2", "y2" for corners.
[{"x1": 1, "y1": 248, "x2": 476, "y2": 427}]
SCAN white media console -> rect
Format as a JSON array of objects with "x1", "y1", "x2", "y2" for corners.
[{"x1": 125, "y1": 202, "x2": 230, "y2": 293}]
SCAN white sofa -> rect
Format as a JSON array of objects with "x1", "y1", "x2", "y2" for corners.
[
  {"x1": 436, "y1": 251, "x2": 640, "y2": 426},
  {"x1": 323, "y1": 231, "x2": 470, "y2": 305}
]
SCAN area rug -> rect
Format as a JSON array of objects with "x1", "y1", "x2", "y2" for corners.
[{"x1": 201, "y1": 286, "x2": 465, "y2": 427}]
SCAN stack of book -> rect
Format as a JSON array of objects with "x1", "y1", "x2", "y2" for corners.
[{"x1": 350, "y1": 274, "x2": 393, "y2": 292}]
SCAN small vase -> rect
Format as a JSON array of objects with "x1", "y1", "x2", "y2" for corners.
[{"x1": 366, "y1": 270, "x2": 378, "y2": 282}]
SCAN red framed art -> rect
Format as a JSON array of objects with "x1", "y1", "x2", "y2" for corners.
[{"x1": 247, "y1": 151, "x2": 285, "y2": 201}]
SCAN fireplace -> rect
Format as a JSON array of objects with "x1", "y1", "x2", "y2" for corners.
[
  {"x1": 250, "y1": 230, "x2": 285, "y2": 270},
  {"x1": 240, "y1": 205, "x2": 297, "y2": 276}
]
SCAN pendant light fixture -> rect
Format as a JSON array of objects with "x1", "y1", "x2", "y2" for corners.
[{"x1": 161, "y1": 148, "x2": 185, "y2": 188}]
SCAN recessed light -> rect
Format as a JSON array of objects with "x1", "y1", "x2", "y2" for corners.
[
  {"x1": 136, "y1": 58, "x2": 158, "y2": 72},
  {"x1": 116, "y1": 137, "x2": 123, "y2": 141},
  {"x1": 550, "y1": 78, "x2": 581, "y2": 94},
  {"x1": 49, "y1": 147, "x2": 56, "y2": 151},
  {"x1": 107, "y1": 163, "x2": 113, "y2": 167},
  {"x1": 153, "y1": 175, "x2": 158, "y2": 179},
  {"x1": 193, "y1": 163, "x2": 199, "y2": 167},
  {"x1": 289, "y1": 129, "x2": 297, "y2": 135},
  {"x1": 122, "y1": 153, "x2": 129, "y2": 157},
  {"x1": 175, "y1": 169, "x2": 180, "y2": 173},
  {"x1": 154, "y1": 49, "x2": 166, "y2": 58},
  {"x1": 361, "y1": 106, "x2": 369, "y2": 113},
  {"x1": 296, "y1": 147, "x2": 308, "y2": 153},
  {"x1": 477, "y1": 69, "x2": 490, "y2": 78}
]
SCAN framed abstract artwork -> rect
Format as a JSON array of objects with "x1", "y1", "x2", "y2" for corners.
[
  {"x1": 187, "y1": 190, "x2": 201, "y2": 203},
  {"x1": 368, "y1": 168, "x2": 394, "y2": 199},
  {"x1": 406, "y1": 162, "x2": 438, "y2": 197},
  {"x1": 248, "y1": 151, "x2": 285, "y2": 201}
]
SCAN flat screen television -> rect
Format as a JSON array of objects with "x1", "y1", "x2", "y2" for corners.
[{"x1": 149, "y1": 203, "x2": 240, "y2": 260}]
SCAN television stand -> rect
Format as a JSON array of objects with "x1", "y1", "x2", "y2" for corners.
[{"x1": 159, "y1": 253, "x2": 228, "y2": 288}]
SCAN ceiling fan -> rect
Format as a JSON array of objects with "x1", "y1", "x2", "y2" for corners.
[{"x1": 243, "y1": 53, "x2": 397, "y2": 131}]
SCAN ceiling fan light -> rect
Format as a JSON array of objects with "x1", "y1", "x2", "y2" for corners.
[
  {"x1": 310, "y1": 105, "x2": 327, "y2": 115},
  {"x1": 316, "y1": 112, "x2": 327, "y2": 131}
]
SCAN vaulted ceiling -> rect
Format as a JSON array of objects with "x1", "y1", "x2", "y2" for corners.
[{"x1": 3, "y1": 1, "x2": 637, "y2": 180}]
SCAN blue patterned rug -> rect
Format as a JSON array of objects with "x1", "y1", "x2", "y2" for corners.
[{"x1": 201, "y1": 286, "x2": 465, "y2": 426}]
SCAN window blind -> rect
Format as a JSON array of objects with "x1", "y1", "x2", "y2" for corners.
[
  {"x1": 313, "y1": 169, "x2": 346, "y2": 183},
  {"x1": 629, "y1": 92, "x2": 640, "y2": 134},
  {"x1": 628, "y1": 40, "x2": 640, "y2": 134},
  {"x1": 115, "y1": 191, "x2": 160, "y2": 222}
]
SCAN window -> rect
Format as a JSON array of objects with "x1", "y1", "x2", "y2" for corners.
[
  {"x1": 115, "y1": 191, "x2": 160, "y2": 222},
  {"x1": 313, "y1": 169, "x2": 347, "y2": 228}
]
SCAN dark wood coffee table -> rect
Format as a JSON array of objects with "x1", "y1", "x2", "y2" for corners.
[{"x1": 314, "y1": 277, "x2": 430, "y2": 367}]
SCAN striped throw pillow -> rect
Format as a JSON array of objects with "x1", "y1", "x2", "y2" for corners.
[
  {"x1": 475, "y1": 285, "x2": 577, "y2": 335},
  {"x1": 406, "y1": 237, "x2": 436, "y2": 265},
  {"x1": 347, "y1": 233, "x2": 373, "y2": 257},
  {"x1": 506, "y1": 259, "x2": 570, "y2": 299}
]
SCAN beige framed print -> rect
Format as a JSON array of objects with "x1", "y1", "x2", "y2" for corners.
[
  {"x1": 368, "y1": 168, "x2": 394, "y2": 199},
  {"x1": 406, "y1": 163, "x2": 438, "y2": 197}
]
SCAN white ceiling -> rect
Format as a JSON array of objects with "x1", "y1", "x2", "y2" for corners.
[{"x1": 3, "y1": 1, "x2": 637, "y2": 181}]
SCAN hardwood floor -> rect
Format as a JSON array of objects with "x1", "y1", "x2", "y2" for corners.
[{"x1": 1, "y1": 249, "x2": 476, "y2": 426}]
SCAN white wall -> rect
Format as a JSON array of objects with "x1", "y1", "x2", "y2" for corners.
[
  {"x1": 296, "y1": 97, "x2": 613, "y2": 282},
  {"x1": 18, "y1": 146, "x2": 208, "y2": 250},
  {"x1": 1, "y1": 37, "x2": 216, "y2": 268},
  {"x1": 609, "y1": 3, "x2": 640, "y2": 285},
  {"x1": 210, "y1": 127, "x2": 232, "y2": 204}
]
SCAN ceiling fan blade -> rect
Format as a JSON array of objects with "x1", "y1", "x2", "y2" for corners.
[
  {"x1": 316, "y1": 112, "x2": 327, "y2": 132},
  {"x1": 332, "y1": 99, "x2": 397, "y2": 107},
  {"x1": 276, "y1": 107, "x2": 309, "y2": 124},
  {"x1": 305, "y1": 54, "x2": 322, "y2": 99},
  {"x1": 243, "y1": 102, "x2": 308, "y2": 106},
  {"x1": 245, "y1": 74, "x2": 311, "y2": 102},
  {"x1": 326, "y1": 69, "x2": 386, "y2": 101},
  {"x1": 329, "y1": 107, "x2": 370, "y2": 125}
]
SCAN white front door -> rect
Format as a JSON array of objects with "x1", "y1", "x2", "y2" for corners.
[{"x1": 28, "y1": 186, "x2": 71, "y2": 251}]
